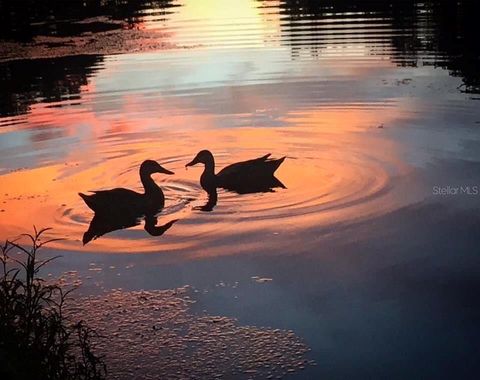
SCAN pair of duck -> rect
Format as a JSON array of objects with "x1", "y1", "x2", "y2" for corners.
[{"x1": 79, "y1": 150, "x2": 285, "y2": 217}]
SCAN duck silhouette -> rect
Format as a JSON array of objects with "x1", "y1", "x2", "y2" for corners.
[
  {"x1": 186, "y1": 150, "x2": 286, "y2": 211},
  {"x1": 79, "y1": 160, "x2": 174, "y2": 217},
  {"x1": 186, "y1": 150, "x2": 286, "y2": 195}
]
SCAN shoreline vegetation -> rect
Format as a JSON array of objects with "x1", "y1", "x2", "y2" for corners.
[
  {"x1": 0, "y1": 228, "x2": 313, "y2": 379},
  {"x1": 0, "y1": 227, "x2": 107, "y2": 380}
]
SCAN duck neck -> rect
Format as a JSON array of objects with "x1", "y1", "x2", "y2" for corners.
[
  {"x1": 141, "y1": 172, "x2": 162, "y2": 196},
  {"x1": 200, "y1": 158, "x2": 216, "y2": 193},
  {"x1": 204, "y1": 156, "x2": 215, "y2": 176},
  {"x1": 203, "y1": 160, "x2": 215, "y2": 176}
]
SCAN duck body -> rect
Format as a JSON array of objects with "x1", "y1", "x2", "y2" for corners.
[
  {"x1": 216, "y1": 153, "x2": 285, "y2": 192},
  {"x1": 79, "y1": 160, "x2": 174, "y2": 217},
  {"x1": 187, "y1": 150, "x2": 286, "y2": 194},
  {"x1": 79, "y1": 187, "x2": 163, "y2": 216}
]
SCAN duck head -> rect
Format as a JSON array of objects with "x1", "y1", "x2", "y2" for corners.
[
  {"x1": 140, "y1": 160, "x2": 174, "y2": 176},
  {"x1": 185, "y1": 150, "x2": 214, "y2": 167}
]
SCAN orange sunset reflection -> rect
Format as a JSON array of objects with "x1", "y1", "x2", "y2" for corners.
[
  {"x1": 0, "y1": 0, "x2": 421, "y2": 259},
  {"x1": 0, "y1": 91, "x2": 412, "y2": 258}
]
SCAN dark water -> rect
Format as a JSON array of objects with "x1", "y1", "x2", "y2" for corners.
[{"x1": 1, "y1": 1, "x2": 479, "y2": 379}]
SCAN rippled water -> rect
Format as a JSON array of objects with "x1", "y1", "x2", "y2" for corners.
[
  {"x1": 0, "y1": 114, "x2": 410, "y2": 255},
  {"x1": 2, "y1": 0, "x2": 477, "y2": 254},
  {"x1": 1, "y1": 0, "x2": 480, "y2": 378}
]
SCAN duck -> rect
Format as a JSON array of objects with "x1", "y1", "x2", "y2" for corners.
[
  {"x1": 79, "y1": 159, "x2": 174, "y2": 217},
  {"x1": 185, "y1": 150, "x2": 286, "y2": 194}
]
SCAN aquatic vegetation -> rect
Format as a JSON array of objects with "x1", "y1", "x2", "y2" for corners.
[
  {"x1": 0, "y1": 227, "x2": 106, "y2": 380},
  {"x1": 65, "y1": 287, "x2": 314, "y2": 379}
]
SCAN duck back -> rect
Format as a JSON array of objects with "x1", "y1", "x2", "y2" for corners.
[
  {"x1": 218, "y1": 154, "x2": 284, "y2": 180},
  {"x1": 216, "y1": 154, "x2": 285, "y2": 192},
  {"x1": 79, "y1": 188, "x2": 164, "y2": 216}
]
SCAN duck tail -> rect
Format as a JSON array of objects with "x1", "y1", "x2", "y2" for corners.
[
  {"x1": 78, "y1": 192, "x2": 95, "y2": 211},
  {"x1": 269, "y1": 156, "x2": 286, "y2": 173},
  {"x1": 82, "y1": 230, "x2": 95, "y2": 245},
  {"x1": 274, "y1": 176, "x2": 287, "y2": 189}
]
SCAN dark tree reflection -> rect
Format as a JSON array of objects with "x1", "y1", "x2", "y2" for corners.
[
  {"x1": 0, "y1": 0, "x2": 177, "y2": 41},
  {"x1": 0, "y1": 55, "x2": 103, "y2": 117},
  {"x1": 269, "y1": 0, "x2": 480, "y2": 94},
  {"x1": 0, "y1": 0, "x2": 180, "y2": 118}
]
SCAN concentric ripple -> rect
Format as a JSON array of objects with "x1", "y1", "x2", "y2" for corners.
[{"x1": 0, "y1": 123, "x2": 410, "y2": 257}]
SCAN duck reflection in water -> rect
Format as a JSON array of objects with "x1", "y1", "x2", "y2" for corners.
[
  {"x1": 79, "y1": 160, "x2": 177, "y2": 244},
  {"x1": 186, "y1": 150, "x2": 286, "y2": 211},
  {"x1": 82, "y1": 213, "x2": 178, "y2": 245}
]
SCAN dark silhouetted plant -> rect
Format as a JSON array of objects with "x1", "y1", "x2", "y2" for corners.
[{"x1": 0, "y1": 227, "x2": 106, "y2": 380}]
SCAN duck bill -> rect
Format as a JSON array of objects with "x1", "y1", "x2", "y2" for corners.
[
  {"x1": 185, "y1": 158, "x2": 198, "y2": 167},
  {"x1": 159, "y1": 167, "x2": 174, "y2": 175}
]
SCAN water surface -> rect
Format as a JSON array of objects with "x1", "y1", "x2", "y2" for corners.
[{"x1": 1, "y1": 1, "x2": 479, "y2": 379}]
